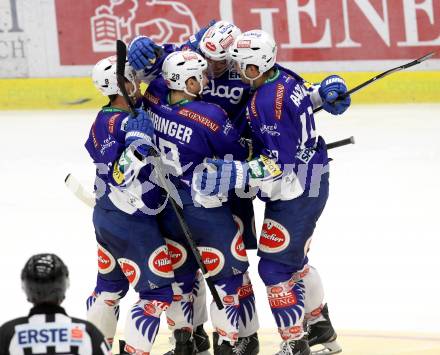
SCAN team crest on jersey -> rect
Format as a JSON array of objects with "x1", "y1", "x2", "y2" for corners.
[
  {"x1": 259, "y1": 219, "x2": 290, "y2": 253},
  {"x1": 118, "y1": 258, "x2": 141, "y2": 287},
  {"x1": 97, "y1": 244, "x2": 116, "y2": 274},
  {"x1": 198, "y1": 246, "x2": 225, "y2": 277},
  {"x1": 231, "y1": 215, "x2": 248, "y2": 262},
  {"x1": 148, "y1": 246, "x2": 174, "y2": 278},
  {"x1": 165, "y1": 238, "x2": 187, "y2": 269}
]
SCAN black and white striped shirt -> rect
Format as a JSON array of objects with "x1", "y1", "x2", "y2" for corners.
[{"x1": 0, "y1": 304, "x2": 111, "y2": 355}]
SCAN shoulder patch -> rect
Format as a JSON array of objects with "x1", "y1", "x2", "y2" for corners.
[
  {"x1": 108, "y1": 113, "x2": 120, "y2": 135},
  {"x1": 260, "y1": 155, "x2": 282, "y2": 177},
  {"x1": 91, "y1": 122, "x2": 100, "y2": 149},
  {"x1": 144, "y1": 90, "x2": 160, "y2": 105},
  {"x1": 274, "y1": 83, "x2": 285, "y2": 120},
  {"x1": 178, "y1": 107, "x2": 220, "y2": 132},
  {"x1": 250, "y1": 92, "x2": 258, "y2": 118}
]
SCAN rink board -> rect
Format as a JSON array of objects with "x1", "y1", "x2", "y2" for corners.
[
  {"x1": 114, "y1": 329, "x2": 440, "y2": 355},
  {"x1": 1, "y1": 71, "x2": 440, "y2": 110}
]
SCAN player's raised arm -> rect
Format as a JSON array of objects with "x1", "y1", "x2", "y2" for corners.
[{"x1": 127, "y1": 20, "x2": 216, "y2": 83}]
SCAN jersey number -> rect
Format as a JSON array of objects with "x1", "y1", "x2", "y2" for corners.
[
  {"x1": 299, "y1": 106, "x2": 316, "y2": 149},
  {"x1": 157, "y1": 137, "x2": 183, "y2": 175}
]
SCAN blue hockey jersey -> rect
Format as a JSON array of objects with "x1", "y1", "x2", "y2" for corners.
[{"x1": 246, "y1": 65, "x2": 329, "y2": 200}]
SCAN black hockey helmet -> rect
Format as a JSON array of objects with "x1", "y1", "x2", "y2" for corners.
[{"x1": 21, "y1": 253, "x2": 69, "y2": 305}]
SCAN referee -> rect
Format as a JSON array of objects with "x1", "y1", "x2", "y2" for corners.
[{"x1": 0, "y1": 253, "x2": 111, "y2": 355}]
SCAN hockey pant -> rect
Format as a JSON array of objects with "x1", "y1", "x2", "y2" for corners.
[
  {"x1": 257, "y1": 173, "x2": 329, "y2": 341},
  {"x1": 89, "y1": 207, "x2": 175, "y2": 353}
]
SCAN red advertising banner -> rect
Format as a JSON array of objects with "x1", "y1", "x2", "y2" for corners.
[{"x1": 55, "y1": 0, "x2": 440, "y2": 66}]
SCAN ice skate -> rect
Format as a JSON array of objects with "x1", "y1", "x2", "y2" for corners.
[
  {"x1": 308, "y1": 304, "x2": 342, "y2": 355},
  {"x1": 163, "y1": 329, "x2": 196, "y2": 355},
  {"x1": 213, "y1": 331, "x2": 259, "y2": 355},
  {"x1": 234, "y1": 333, "x2": 260, "y2": 355},
  {"x1": 275, "y1": 337, "x2": 311, "y2": 355},
  {"x1": 193, "y1": 324, "x2": 211, "y2": 354}
]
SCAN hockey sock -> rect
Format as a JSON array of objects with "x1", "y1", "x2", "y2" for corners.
[
  {"x1": 238, "y1": 271, "x2": 260, "y2": 337},
  {"x1": 302, "y1": 264, "x2": 326, "y2": 324},
  {"x1": 192, "y1": 270, "x2": 208, "y2": 327},
  {"x1": 210, "y1": 274, "x2": 243, "y2": 345},
  {"x1": 258, "y1": 258, "x2": 306, "y2": 341},
  {"x1": 124, "y1": 285, "x2": 173, "y2": 353},
  {"x1": 166, "y1": 272, "x2": 197, "y2": 333},
  {"x1": 86, "y1": 276, "x2": 129, "y2": 345}
]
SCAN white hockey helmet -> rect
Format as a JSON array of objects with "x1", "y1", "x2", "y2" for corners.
[
  {"x1": 199, "y1": 21, "x2": 242, "y2": 61},
  {"x1": 92, "y1": 55, "x2": 137, "y2": 97},
  {"x1": 229, "y1": 30, "x2": 277, "y2": 84},
  {"x1": 162, "y1": 51, "x2": 208, "y2": 97}
]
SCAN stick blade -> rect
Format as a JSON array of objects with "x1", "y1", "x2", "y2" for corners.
[{"x1": 349, "y1": 136, "x2": 355, "y2": 145}]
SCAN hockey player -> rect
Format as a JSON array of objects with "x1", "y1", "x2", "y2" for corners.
[
  {"x1": 129, "y1": 21, "x2": 260, "y2": 354},
  {"x1": 141, "y1": 50, "x2": 252, "y2": 355},
  {"x1": 194, "y1": 30, "x2": 350, "y2": 355},
  {"x1": 0, "y1": 253, "x2": 111, "y2": 355},
  {"x1": 84, "y1": 55, "x2": 175, "y2": 355}
]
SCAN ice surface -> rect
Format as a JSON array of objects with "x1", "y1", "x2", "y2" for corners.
[{"x1": 1, "y1": 105, "x2": 439, "y2": 333}]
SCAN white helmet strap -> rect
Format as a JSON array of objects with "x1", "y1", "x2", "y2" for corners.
[
  {"x1": 183, "y1": 76, "x2": 204, "y2": 98},
  {"x1": 239, "y1": 64, "x2": 263, "y2": 88}
]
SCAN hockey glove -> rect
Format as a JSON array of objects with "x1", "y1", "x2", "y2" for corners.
[
  {"x1": 319, "y1": 75, "x2": 351, "y2": 115},
  {"x1": 128, "y1": 36, "x2": 162, "y2": 71},
  {"x1": 183, "y1": 19, "x2": 216, "y2": 51},
  {"x1": 194, "y1": 155, "x2": 282, "y2": 196},
  {"x1": 125, "y1": 109, "x2": 154, "y2": 156}
]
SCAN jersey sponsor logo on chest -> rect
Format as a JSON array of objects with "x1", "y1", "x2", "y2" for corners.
[
  {"x1": 178, "y1": 107, "x2": 220, "y2": 132},
  {"x1": 203, "y1": 79, "x2": 244, "y2": 104}
]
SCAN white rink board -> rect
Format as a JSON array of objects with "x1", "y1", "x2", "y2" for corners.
[{"x1": 0, "y1": 105, "x2": 439, "y2": 339}]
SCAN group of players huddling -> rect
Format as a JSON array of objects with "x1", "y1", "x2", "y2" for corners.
[{"x1": 86, "y1": 20, "x2": 351, "y2": 355}]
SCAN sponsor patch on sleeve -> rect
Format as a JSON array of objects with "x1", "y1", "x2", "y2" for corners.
[{"x1": 260, "y1": 155, "x2": 282, "y2": 177}]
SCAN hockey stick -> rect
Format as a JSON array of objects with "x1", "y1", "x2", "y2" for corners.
[
  {"x1": 313, "y1": 51, "x2": 437, "y2": 114},
  {"x1": 116, "y1": 40, "x2": 225, "y2": 309},
  {"x1": 65, "y1": 173, "x2": 96, "y2": 208},
  {"x1": 326, "y1": 136, "x2": 355, "y2": 150}
]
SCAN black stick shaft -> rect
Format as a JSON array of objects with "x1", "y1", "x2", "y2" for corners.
[
  {"x1": 326, "y1": 136, "x2": 355, "y2": 150},
  {"x1": 313, "y1": 51, "x2": 436, "y2": 114}
]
